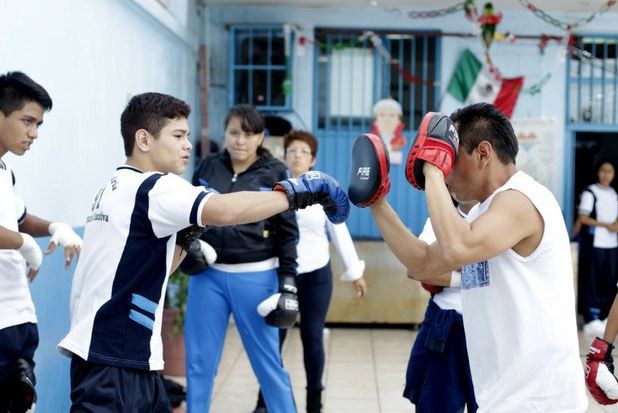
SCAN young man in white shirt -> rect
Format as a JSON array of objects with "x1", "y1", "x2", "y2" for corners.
[
  {"x1": 354, "y1": 103, "x2": 586, "y2": 412},
  {"x1": 577, "y1": 161, "x2": 618, "y2": 337},
  {"x1": 58, "y1": 92, "x2": 349, "y2": 411},
  {"x1": 0, "y1": 71, "x2": 82, "y2": 412}
]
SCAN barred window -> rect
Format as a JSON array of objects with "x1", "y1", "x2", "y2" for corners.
[
  {"x1": 568, "y1": 35, "x2": 618, "y2": 125},
  {"x1": 315, "y1": 28, "x2": 439, "y2": 131},
  {"x1": 229, "y1": 25, "x2": 292, "y2": 111}
]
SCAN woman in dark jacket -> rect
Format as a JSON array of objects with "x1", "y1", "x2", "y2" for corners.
[{"x1": 184, "y1": 105, "x2": 298, "y2": 413}]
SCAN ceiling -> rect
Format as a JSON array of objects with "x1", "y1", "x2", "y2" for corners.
[{"x1": 204, "y1": 0, "x2": 616, "y2": 13}]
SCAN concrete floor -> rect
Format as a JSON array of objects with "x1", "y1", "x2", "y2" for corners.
[{"x1": 169, "y1": 323, "x2": 618, "y2": 412}]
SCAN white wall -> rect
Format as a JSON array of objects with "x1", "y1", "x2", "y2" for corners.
[
  {"x1": 0, "y1": 0, "x2": 201, "y2": 226},
  {"x1": 206, "y1": 5, "x2": 618, "y2": 210}
]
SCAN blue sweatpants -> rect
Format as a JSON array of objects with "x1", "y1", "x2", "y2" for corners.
[{"x1": 184, "y1": 267, "x2": 296, "y2": 413}]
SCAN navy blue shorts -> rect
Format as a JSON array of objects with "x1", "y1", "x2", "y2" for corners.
[
  {"x1": 0, "y1": 323, "x2": 38, "y2": 385},
  {"x1": 70, "y1": 356, "x2": 171, "y2": 412},
  {"x1": 403, "y1": 300, "x2": 477, "y2": 413},
  {"x1": 0, "y1": 323, "x2": 38, "y2": 411}
]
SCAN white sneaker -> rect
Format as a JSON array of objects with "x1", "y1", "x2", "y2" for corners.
[{"x1": 584, "y1": 319, "x2": 606, "y2": 337}]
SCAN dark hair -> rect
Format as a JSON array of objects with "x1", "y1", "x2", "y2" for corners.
[
  {"x1": 0, "y1": 71, "x2": 52, "y2": 116},
  {"x1": 224, "y1": 104, "x2": 271, "y2": 157},
  {"x1": 595, "y1": 158, "x2": 615, "y2": 173},
  {"x1": 120, "y1": 92, "x2": 191, "y2": 156},
  {"x1": 449, "y1": 103, "x2": 518, "y2": 165},
  {"x1": 224, "y1": 104, "x2": 265, "y2": 134},
  {"x1": 283, "y1": 130, "x2": 318, "y2": 157}
]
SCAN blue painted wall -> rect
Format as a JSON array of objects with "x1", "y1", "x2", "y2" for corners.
[{"x1": 29, "y1": 230, "x2": 83, "y2": 412}]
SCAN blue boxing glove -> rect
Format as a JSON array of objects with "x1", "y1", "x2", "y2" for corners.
[{"x1": 274, "y1": 171, "x2": 350, "y2": 224}]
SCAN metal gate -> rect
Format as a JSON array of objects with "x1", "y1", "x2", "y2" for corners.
[{"x1": 312, "y1": 28, "x2": 441, "y2": 238}]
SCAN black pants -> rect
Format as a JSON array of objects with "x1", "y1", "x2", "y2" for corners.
[
  {"x1": 0, "y1": 323, "x2": 38, "y2": 413},
  {"x1": 70, "y1": 356, "x2": 171, "y2": 413},
  {"x1": 280, "y1": 263, "x2": 333, "y2": 391},
  {"x1": 584, "y1": 247, "x2": 618, "y2": 322}
]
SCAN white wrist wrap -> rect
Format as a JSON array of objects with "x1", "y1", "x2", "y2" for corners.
[{"x1": 449, "y1": 271, "x2": 461, "y2": 288}]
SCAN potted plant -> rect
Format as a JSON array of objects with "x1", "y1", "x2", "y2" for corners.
[{"x1": 162, "y1": 269, "x2": 188, "y2": 377}]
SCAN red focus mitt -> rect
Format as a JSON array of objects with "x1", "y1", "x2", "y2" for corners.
[
  {"x1": 586, "y1": 337, "x2": 618, "y2": 405},
  {"x1": 405, "y1": 112, "x2": 459, "y2": 190},
  {"x1": 348, "y1": 133, "x2": 390, "y2": 207}
]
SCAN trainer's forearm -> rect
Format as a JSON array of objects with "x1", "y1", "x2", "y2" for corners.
[
  {"x1": 425, "y1": 170, "x2": 470, "y2": 265},
  {"x1": 0, "y1": 225, "x2": 22, "y2": 249},
  {"x1": 202, "y1": 191, "x2": 289, "y2": 226},
  {"x1": 370, "y1": 199, "x2": 429, "y2": 271},
  {"x1": 18, "y1": 213, "x2": 53, "y2": 237}
]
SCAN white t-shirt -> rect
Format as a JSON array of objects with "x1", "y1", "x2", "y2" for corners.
[
  {"x1": 295, "y1": 204, "x2": 364, "y2": 280},
  {"x1": 0, "y1": 160, "x2": 36, "y2": 330},
  {"x1": 417, "y1": 207, "x2": 468, "y2": 313},
  {"x1": 462, "y1": 171, "x2": 587, "y2": 413},
  {"x1": 578, "y1": 183, "x2": 618, "y2": 248},
  {"x1": 58, "y1": 166, "x2": 210, "y2": 371}
]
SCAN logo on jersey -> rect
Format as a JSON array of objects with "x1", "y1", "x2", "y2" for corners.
[{"x1": 461, "y1": 260, "x2": 489, "y2": 290}]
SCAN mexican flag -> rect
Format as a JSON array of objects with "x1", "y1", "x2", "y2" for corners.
[{"x1": 447, "y1": 49, "x2": 524, "y2": 118}]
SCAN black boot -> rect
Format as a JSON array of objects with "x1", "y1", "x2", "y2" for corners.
[
  {"x1": 251, "y1": 390, "x2": 267, "y2": 413},
  {"x1": 306, "y1": 388, "x2": 322, "y2": 413}
]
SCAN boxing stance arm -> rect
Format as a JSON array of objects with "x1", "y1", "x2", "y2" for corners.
[
  {"x1": 0, "y1": 225, "x2": 22, "y2": 249},
  {"x1": 370, "y1": 198, "x2": 452, "y2": 285},
  {"x1": 201, "y1": 191, "x2": 289, "y2": 226},
  {"x1": 421, "y1": 165, "x2": 543, "y2": 273}
]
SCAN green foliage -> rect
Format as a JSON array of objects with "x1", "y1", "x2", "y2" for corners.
[{"x1": 166, "y1": 269, "x2": 189, "y2": 336}]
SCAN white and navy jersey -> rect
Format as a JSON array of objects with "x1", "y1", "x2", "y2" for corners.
[
  {"x1": 0, "y1": 160, "x2": 35, "y2": 330},
  {"x1": 58, "y1": 166, "x2": 211, "y2": 371}
]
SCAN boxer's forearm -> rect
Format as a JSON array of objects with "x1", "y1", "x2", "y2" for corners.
[
  {"x1": 0, "y1": 225, "x2": 23, "y2": 249},
  {"x1": 18, "y1": 213, "x2": 53, "y2": 237}
]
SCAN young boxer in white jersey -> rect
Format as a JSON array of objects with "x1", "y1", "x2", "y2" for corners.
[
  {"x1": 348, "y1": 103, "x2": 587, "y2": 412},
  {"x1": 58, "y1": 92, "x2": 350, "y2": 412},
  {"x1": 0, "y1": 71, "x2": 82, "y2": 412}
]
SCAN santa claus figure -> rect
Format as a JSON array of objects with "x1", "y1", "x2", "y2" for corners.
[{"x1": 370, "y1": 98, "x2": 407, "y2": 164}]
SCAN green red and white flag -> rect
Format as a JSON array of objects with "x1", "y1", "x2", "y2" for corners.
[{"x1": 446, "y1": 49, "x2": 524, "y2": 118}]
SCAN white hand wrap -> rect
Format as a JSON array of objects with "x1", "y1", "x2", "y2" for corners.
[
  {"x1": 450, "y1": 271, "x2": 462, "y2": 288},
  {"x1": 198, "y1": 240, "x2": 217, "y2": 265},
  {"x1": 18, "y1": 233, "x2": 42, "y2": 271},
  {"x1": 48, "y1": 222, "x2": 82, "y2": 248}
]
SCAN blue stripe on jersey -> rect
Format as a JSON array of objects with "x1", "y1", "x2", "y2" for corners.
[
  {"x1": 131, "y1": 293, "x2": 157, "y2": 314},
  {"x1": 190, "y1": 191, "x2": 207, "y2": 225},
  {"x1": 89, "y1": 173, "x2": 170, "y2": 370},
  {"x1": 129, "y1": 309, "x2": 154, "y2": 330}
]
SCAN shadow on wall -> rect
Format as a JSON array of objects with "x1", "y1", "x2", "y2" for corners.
[{"x1": 29, "y1": 229, "x2": 83, "y2": 412}]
